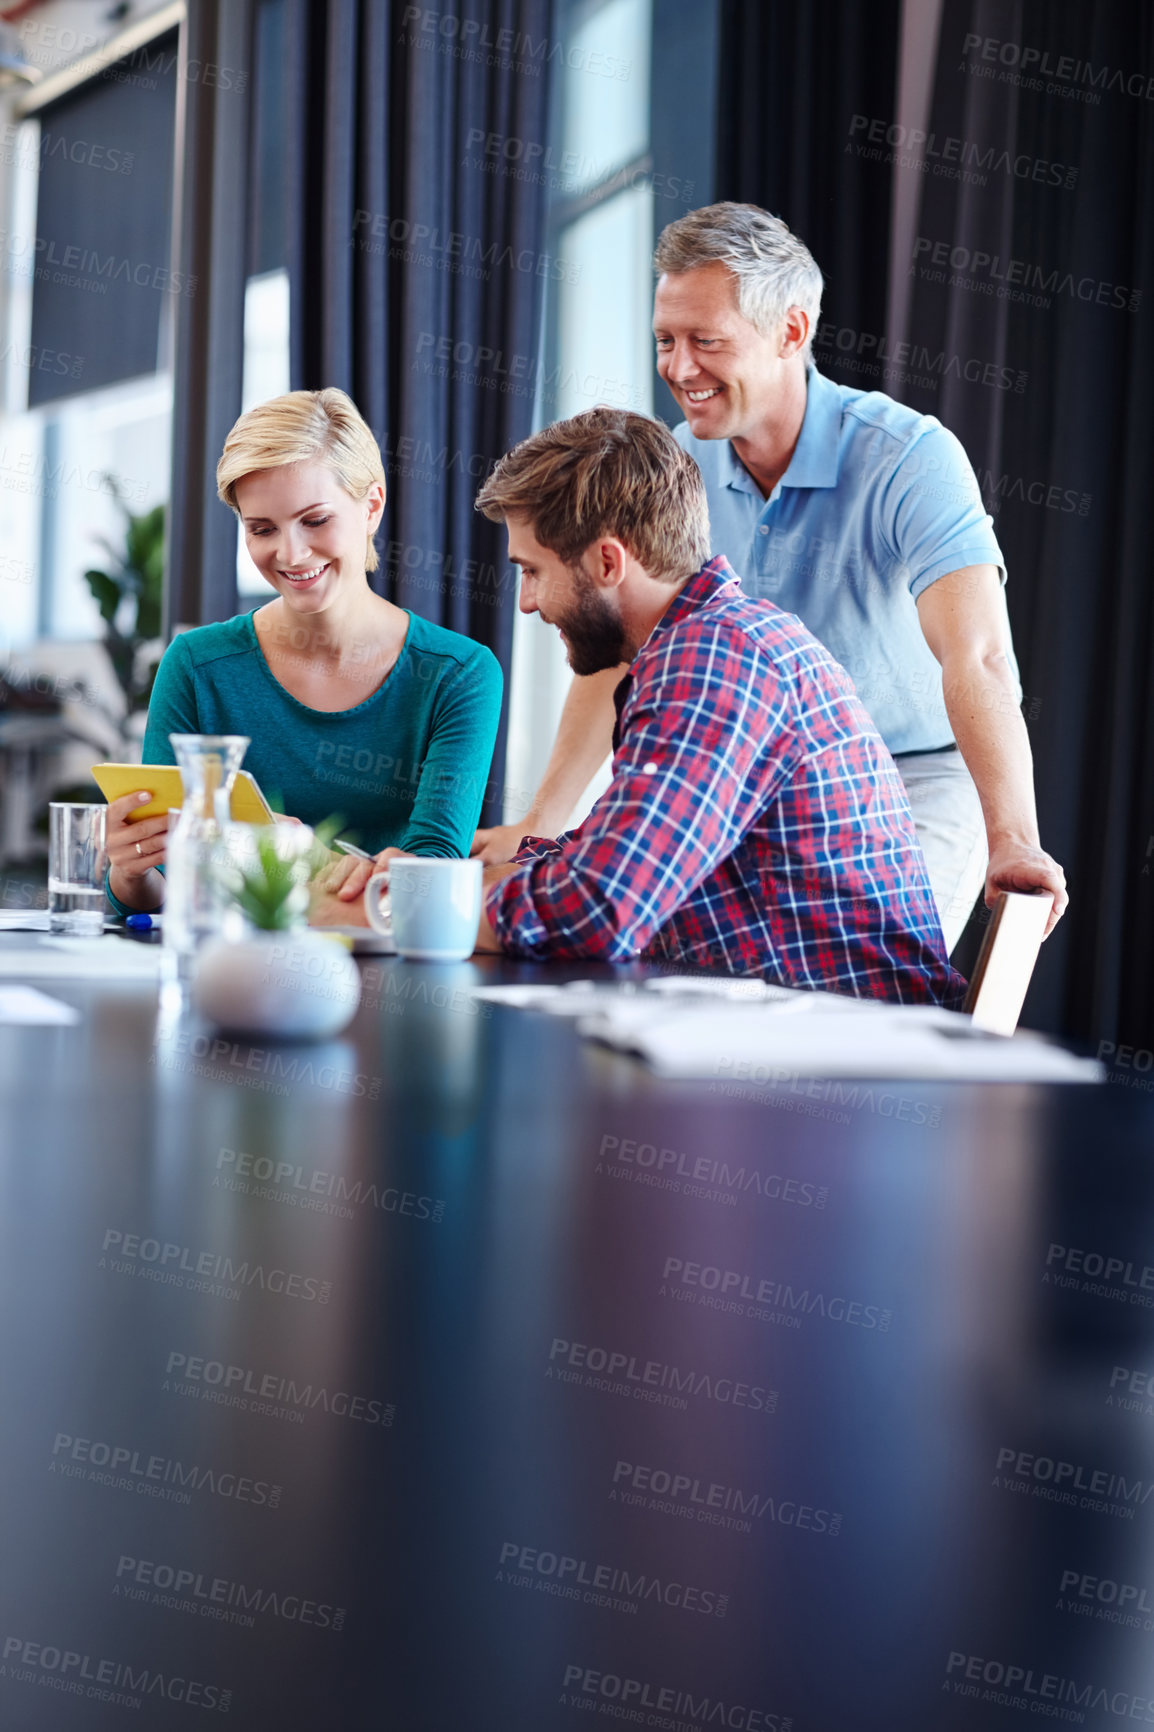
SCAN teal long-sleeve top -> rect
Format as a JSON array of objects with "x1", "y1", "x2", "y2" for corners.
[{"x1": 119, "y1": 609, "x2": 501, "y2": 900}]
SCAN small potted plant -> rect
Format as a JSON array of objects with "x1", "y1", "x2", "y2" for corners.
[{"x1": 192, "y1": 825, "x2": 362, "y2": 1040}]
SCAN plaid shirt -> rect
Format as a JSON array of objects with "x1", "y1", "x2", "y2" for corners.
[{"x1": 487, "y1": 558, "x2": 966, "y2": 1007}]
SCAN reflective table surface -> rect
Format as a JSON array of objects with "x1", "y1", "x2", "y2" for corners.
[{"x1": 0, "y1": 936, "x2": 1146, "y2": 1730}]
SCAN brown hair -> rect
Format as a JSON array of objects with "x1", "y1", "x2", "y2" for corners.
[
  {"x1": 475, "y1": 407, "x2": 710, "y2": 582},
  {"x1": 217, "y1": 387, "x2": 386, "y2": 571}
]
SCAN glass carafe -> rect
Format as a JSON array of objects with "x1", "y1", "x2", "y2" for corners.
[{"x1": 162, "y1": 734, "x2": 250, "y2": 990}]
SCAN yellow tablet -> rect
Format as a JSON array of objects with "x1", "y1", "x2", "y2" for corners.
[{"x1": 90, "y1": 762, "x2": 276, "y2": 825}]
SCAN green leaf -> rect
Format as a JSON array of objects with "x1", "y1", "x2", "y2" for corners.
[
  {"x1": 105, "y1": 638, "x2": 134, "y2": 697},
  {"x1": 136, "y1": 588, "x2": 161, "y2": 641},
  {"x1": 125, "y1": 506, "x2": 165, "y2": 581},
  {"x1": 84, "y1": 569, "x2": 122, "y2": 623},
  {"x1": 85, "y1": 498, "x2": 168, "y2": 721},
  {"x1": 222, "y1": 826, "x2": 315, "y2": 932}
]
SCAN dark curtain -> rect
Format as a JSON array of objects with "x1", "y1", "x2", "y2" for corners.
[
  {"x1": 166, "y1": 0, "x2": 254, "y2": 632},
  {"x1": 905, "y1": 0, "x2": 1154, "y2": 1051},
  {"x1": 716, "y1": 0, "x2": 901, "y2": 364},
  {"x1": 280, "y1": 0, "x2": 555, "y2": 825},
  {"x1": 168, "y1": 0, "x2": 555, "y2": 826},
  {"x1": 29, "y1": 33, "x2": 178, "y2": 407},
  {"x1": 716, "y1": 0, "x2": 1154, "y2": 1050}
]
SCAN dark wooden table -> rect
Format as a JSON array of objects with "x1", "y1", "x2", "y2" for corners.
[{"x1": 0, "y1": 932, "x2": 1148, "y2": 1730}]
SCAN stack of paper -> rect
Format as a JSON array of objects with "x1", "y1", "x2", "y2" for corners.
[{"x1": 472, "y1": 978, "x2": 1101, "y2": 1084}]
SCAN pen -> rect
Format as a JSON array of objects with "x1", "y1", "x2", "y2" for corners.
[{"x1": 333, "y1": 839, "x2": 373, "y2": 860}]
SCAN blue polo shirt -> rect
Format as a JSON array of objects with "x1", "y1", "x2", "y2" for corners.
[{"x1": 674, "y1": 368, "x2": 1013, "y2": 754}]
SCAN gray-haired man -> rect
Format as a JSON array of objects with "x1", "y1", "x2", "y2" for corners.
[{"x1": 473, "y1": 201, "x2": 1066, "y2": 950}]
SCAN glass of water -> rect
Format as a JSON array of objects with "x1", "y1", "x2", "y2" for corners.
[{"x1": 48, "y1": 803, "x2": 108, "y2": 935}]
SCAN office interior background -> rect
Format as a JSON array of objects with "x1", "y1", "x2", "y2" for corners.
[{"x1": 0, "y1": 0, "x2": 1150, "y2": 1055}]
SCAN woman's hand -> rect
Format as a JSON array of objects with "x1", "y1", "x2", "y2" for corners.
[
  {"x1": 313, "y1": 846, "x2": 413, "y2": 905},
  {"x1": 105, "y1": 790, "x2": 169, "y2": 910},
  {"x1": 308, "y1": 847, "x2": 413, "y2": 928}
]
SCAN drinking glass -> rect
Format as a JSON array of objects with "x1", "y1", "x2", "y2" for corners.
[{"x1": 48, "y1": 803, "x2": 107, "y2": 935}]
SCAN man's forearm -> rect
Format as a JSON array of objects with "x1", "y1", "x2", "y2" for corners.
[
  {"x1": 523, "y1": 665, "x2": 623, "y2": 835},
  {"x1": 941, "y1": 655, "x2": 1039, "y2": 847},
  {"x1": 475, "y1": 862, "x2": 521, "y2": 951}
]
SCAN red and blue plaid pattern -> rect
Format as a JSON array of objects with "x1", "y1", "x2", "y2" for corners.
[{"x1": 487, "y1": 558, "x2": 966, "y2": 1007}]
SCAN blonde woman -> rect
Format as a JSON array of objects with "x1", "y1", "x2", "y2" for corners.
[{"x1": 105, "y1": 387, "x2": 502, "y2": 914}]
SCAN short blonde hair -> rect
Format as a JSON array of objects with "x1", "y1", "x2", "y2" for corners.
[
  {"x1": 475, "y1": 407, "x2": 710, "y2": 584},
  {"x1": 217, "y1": 387, "x2": 386, "y2": 572}
]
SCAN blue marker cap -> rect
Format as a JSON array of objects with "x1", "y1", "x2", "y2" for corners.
[{"x1": 125, "y1": 913, "x2": 153, "y2": 931}]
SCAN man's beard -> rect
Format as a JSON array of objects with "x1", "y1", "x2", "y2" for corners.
[{"x1": 555, "y1": 566, "x2": 627, "y2": 675}]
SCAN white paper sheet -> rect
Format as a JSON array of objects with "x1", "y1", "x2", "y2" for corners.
[
  {"x1": 0, "y1": 938, "x2": 164, "y2": 981},
  {"x1": 0, "y1": 913, "x2": 161, "y2": 932},
  {"x1": 0, "y1": 985, "x2": 81, "y2": 1024},
  {"x1": 0, "y1": 910, "x2": 52, "y2": 931},
  {"x1": 472, "y1": 981, "x2": 622, "y2": 1016}
]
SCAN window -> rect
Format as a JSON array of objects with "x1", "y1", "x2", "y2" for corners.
[
  {"x1": 236, "y1": 267, "x2": 291, "y2": 599},
  {"x1": 235, "y1": 0, "x2": 290, "y2": 603},
  {"x1": 503, "y1": 0, "x2": 654, "y2": 827},
  {"x1": 544, "y1": 0, "x2": 654, "y2": 427}
]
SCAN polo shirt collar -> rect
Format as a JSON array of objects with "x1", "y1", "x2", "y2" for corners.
[
  {"x1": 780, "y1": 367, "x2": 842, "y2": 489},
  {"x1": 721, "y1": 366, "x2": 842, "y2": 497}
]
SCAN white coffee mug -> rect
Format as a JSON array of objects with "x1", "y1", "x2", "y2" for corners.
[{"x1": 365, "y1": 856, "x2": 483, "y2": 961}]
